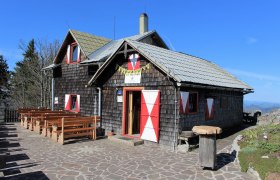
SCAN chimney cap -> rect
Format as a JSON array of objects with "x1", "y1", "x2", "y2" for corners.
[{"x1": 140, "y1": 13, "x2": 148, "y2": 17}]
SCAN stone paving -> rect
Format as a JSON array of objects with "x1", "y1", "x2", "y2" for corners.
[{"x1": 0, "y1": 123, "x2": 256, "y2": 180}]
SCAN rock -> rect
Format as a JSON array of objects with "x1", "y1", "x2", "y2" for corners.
[
  {"x1": 261, "y1": 156, "x2": 269, "y2": 159},
  {"x1": 265, "y1": 172, "x2": 280, "y2": 180}
]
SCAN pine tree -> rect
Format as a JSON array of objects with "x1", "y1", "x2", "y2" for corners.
[
  {"x1": 10, "y1": 39, "x2": 60, "y2": 108},
  {"x1": 0, "y1": 55, "x2": 9, "y2": 86},
  {"x1": 11, "y1": 39, "x2": 41, "y2": 107}
]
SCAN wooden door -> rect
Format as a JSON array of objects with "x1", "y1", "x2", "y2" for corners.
[
  {"x1": 140, "y1": 90, "x2": 160, "y2": 142},
  {"x1": 128, "y1": 91, "x2": 133, "y2": 135}
]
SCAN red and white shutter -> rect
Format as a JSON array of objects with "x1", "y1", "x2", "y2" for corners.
[
  {"x1": 76, "y1": 95, "x2": 80, "y2": 112},
  {"x1": 140, "y1": 90, "x2": 160, "y2": 142},
  {"x1": 180, "y1": 91, "x2": 189, "y2": 114},
  {"x1": 66, "y1": 45, "x2": 71, "y2": 64},
  {"x1": 77, "y1": 46, "x2": 81, "y2": 63},
  {"x1": 65, "y1": 94, "x2": 71, "y2": 110},
  {"x1": 206, "y1": 98, "x2": 214, "y2": 119}
]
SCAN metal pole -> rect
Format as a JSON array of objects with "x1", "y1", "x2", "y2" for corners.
[
  {"x1": 97, "y1": 87, "x2": 101, "y2": 116},
  {"x1": 173, "y1": 86, "x2": 177, "y2": 152},
  {"x1": 51, "y1": 78, "x2": 54, "y2": 111}
]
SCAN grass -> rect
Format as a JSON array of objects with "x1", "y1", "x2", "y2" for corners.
[{"x1": 238, "y1": 124, "x2": 280, "y2": 179}]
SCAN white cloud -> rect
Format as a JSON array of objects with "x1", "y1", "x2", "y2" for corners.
[
  {"x1": 226, "y1": 68, "x2": 280, "y2": 82},
  {"x1": 247, "y1": 37, "x2": 258, "y2": 44}
]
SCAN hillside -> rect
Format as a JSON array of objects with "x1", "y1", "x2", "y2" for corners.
[{"x1": 244, "y1": 101, "x2": 280, "y2": 113}]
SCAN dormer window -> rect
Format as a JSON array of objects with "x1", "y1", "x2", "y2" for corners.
[
  {"x1": 66, "y1": 42, "x2": 81, "y2": 64},
  {"x1": 71, "y1": 44, "x2": 78, "y2": 62}
]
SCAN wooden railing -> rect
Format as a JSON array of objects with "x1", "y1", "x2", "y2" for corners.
[{"x1": 4, "y1": 109, "x2": 19, "y2": 122}]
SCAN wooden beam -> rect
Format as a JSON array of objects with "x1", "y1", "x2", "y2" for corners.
[{"x1": 117, "y1": 49, "x2": 136, "y2": 55}]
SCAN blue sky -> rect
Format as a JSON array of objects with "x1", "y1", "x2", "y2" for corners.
[{"x1": 0, "y1": 0, "x2": 279, "y2": 103}]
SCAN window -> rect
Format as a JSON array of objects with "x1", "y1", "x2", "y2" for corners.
[
  {"x1": 66, "y1": 42, "x2": 80, "y2": 64},
  {"x1": 70, "y1": 95, "x2": 77, "y2": 110},
  {"x1": 65, "y1": 94, "x2": 80, "y2": 112},
  {"x1": 188, "y1": 93, "x2": 198, "y2": 113},
  {"x1": 71, "y1": 44, "x2": 78, "y2": 62},
  {"x1": 180, "y1": 91, "x2": 198, "y2": 114}
]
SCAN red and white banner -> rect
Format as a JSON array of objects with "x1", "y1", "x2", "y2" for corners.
[{"x1": 128, "y1": 53, "x2": 140, "y2": 70}]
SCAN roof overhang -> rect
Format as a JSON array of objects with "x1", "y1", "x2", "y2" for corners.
[
  {"x1": 177, "y1": 82, "x2": 254, "y2": 94},
  {"x1": 41, "y1": 63, "x2": 61, "y2": 71},
  {"x1": 87, "y1": 40, "x2": 179, "y2": 86}
]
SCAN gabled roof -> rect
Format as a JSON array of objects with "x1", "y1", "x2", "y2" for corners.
[
  {"x1": 53, "y1": 30, "x2": 111, "y2": 64},
  {"x1": 70, "y1": 30, "x2": 111, "y2": 56},
  {"x1": 88, "y1": 40, "x2": 253, "y2": 91},
  {"x1": 81, "y1": 30, "x2": 168, "y2": 64}
]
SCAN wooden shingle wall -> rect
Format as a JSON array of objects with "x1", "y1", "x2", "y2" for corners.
[
  {"x1": 98, "y1": 53, "x2": 178, "y2": 147},
  {"x1": 53, "y1": 53, "x2": 99, "y2": 116},
  {"x1": 178, "y1": 87, "x2": 243, "y2": 131}
]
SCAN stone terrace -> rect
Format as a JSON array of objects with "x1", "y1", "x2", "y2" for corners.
[{"x1": 0, "y1": 123, "x2": 255, "y2": 180}]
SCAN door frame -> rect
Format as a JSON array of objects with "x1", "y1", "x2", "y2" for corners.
[{"x1": 122, "y1": 87, "x2": 144, "y2": 136}]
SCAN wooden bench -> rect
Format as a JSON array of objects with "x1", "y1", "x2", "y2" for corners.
[
  {"x1": 22, "y1": 110, "x2": 54, "y2": 128},
  {"x1": 23, "y1": 110, "x2": 65, "y2": 130},
  {"x1": 35, "y1": 113, "x2": 81, "y2": 135},
  {"x1": 178, "y1": 131, "x2": 198, "y2": 151},
  {"x1": 27, "y1": 111, "x2": 63, "y2": 130},
  {"x1": 18, "y1": 108, "x2": 50, "y2": 126},
  {"x1": 52, "y1": 116, "x2": 100, "y2": 145}
]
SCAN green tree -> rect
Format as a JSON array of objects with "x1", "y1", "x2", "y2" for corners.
[
  {"x1": 10, "y1": 39, "x2": 60, "y2": 108},
  {"x1": 0, "y1": 55, "x2": 10, "y2": 99}
]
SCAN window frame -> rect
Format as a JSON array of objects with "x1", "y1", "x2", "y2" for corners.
[
  {"x1": 67, "y1": 94, "x2": 80, "y2": 112},
  {"x1": 70, "y1": 42, "x2": 79, "y2": 64}
]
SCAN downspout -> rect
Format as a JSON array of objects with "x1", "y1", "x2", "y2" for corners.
[
  {"x1": 173, "y1": 85, "x2": 178, "y2": 152},
  {"x1": 97, "y1": 87, "x2": 101, "y2": 116},
  {"x1": 51, "y1": 78, "x2": 55, "y2": 111}
]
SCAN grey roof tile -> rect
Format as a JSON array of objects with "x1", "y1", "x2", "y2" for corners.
[
  {"x1": 127, "y1": 40, "x2": 252, "y2": 90},
  {"x1": 70, "y1": 30, "x2": 111, "y2": 57},
  {"x1": 81, "y1": 31, "x2": 157, "y2": 64}
]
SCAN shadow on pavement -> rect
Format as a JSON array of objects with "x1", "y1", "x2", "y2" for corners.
[
  {"x1": 3, "y1": 171, "x2": 49, "y2": 180},
  {"x1": 0, "y1": 123, "x2": 48, "y2": 179},
  {"x1": 215, "y1": 150, "x2": 236, "y2": 170}
]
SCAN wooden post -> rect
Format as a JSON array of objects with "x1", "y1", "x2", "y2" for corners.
[
  {"x1": 42, "y1": 120, "x2": 47, "y2": 137},
  {"x1": 198, "y1": 134, "x2": 217, "y2": 169},
  {"x1": 58, "y1": 118, "x2": 64, "y2": 145},
  {"x1": 23, "y1": 117, "x2": 28, "y2": 129},
  {"x1": 34, "y1": 120, "x2": 40, "y2": 134},
  {"x1": 92, "y1": 116, "x2": 97, "y2": 140},
  {"x1": 52, "y1": 124, "x2": 58, "y2": 141}
]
